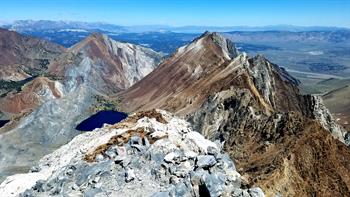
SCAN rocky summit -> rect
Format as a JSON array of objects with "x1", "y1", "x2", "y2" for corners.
[{"x1": 0, "y1": 110, "x2": 264, "y2": 197}]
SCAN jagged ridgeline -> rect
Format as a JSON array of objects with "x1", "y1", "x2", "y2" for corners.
[
  {"x1": 119, "y1": 32, "x2": 350, "y2": 196},
  {"x1": 0, "y1": 30, "x2": 349, "y2": 197}
]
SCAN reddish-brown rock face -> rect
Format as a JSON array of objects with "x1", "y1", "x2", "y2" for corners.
[
  {"x1": 119, "y1": 32, "x2": 303, "y2": 116},
  {"x1": 0, "y1": 28, "x2": 66, "y2": 81},
  {"x1": 119, "y1": 32, "x2": 240, "y2": 114},
  {"x1": 48, "y1": 33, "x2": 162, "y2": 94},
  {"x1": 119, "y1": 32, "x2": 350, "y2": 196}
]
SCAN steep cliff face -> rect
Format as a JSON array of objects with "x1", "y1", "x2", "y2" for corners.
[
  {"x1": 48, "y1": 33, "x2": 162, "y2": 94},
  {"x1": 246, "y1": 55, "x2": 302, "y2": 113},
  {"x1": 0, "y1": 110, "x2": 264, "y2": 197},
  {"x1": 189, "y1": 89, "x2": 350, "y2": 196},
  {"x1": 305, "y1": 95, "x2": 348, "y2": 144},
  {"x1": 0, "y1": 28, "x2": 65, "y2": 81},
  {"x1": 120, "y1": 32, "x2": 350, "y2": 196}
]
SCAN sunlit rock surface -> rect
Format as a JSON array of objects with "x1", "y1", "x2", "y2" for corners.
[{"x1": 0, "y1": 110, "x2": 264, "y2": 197}]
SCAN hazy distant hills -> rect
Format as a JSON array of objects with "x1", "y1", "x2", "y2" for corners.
[
  {"x1": 1, "y1": 20, "x2": 127, "y2": 33},
  {"x1": 2, "y1": 20, "x2": 349, "y2": 33}
]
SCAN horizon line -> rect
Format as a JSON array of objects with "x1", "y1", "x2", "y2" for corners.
[{"x1": 1, "y1": 19, "x2": 349, "y2": 29}]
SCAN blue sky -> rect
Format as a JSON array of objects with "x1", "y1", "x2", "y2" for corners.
[{"x1": 0, "y1": 0, "x2": 349, "y2": 27}]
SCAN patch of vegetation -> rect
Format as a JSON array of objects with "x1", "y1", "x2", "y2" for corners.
[
  {"x1": 297, "y1": 61, "x2": 346, "y2": 73},
  {"x1": 21, "y1": 59, "x2": 50, "y2": 76},
  {"x1": 236, "y1": 43, "x2": 281, "y2": 52},
  {"x1": 40, "y1": 73, "x2": 65, "y2": 81},
  {"x1": 0, "y1": 77, "x2": 36, "y2": 97},
  {"x1": 90, "y1": 95, "x2": 122, "y2": 113}
]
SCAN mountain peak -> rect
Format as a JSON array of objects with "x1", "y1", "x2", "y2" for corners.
[
  {"x1": 55, "y1": 31, "x2": 162, "y2": 93},
  {"x1": 196, "y1": 31, "x2": 239, "y2": 59},
  {"x1": 175, "y1": 31, "x2": 239, "y2": 61},
  {"x1": 70, "y1": 32, "x2": 108, "y2": 52},
  {"x1": 88, "y1": 32, "x2": 106, "y2": 40}
]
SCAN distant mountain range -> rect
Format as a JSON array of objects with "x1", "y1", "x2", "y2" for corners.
[{"x1": 1, "y1": 20, "x2": 349, "y2": 33}]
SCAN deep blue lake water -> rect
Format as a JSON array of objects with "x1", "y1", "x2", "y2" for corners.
[
  {"x1": 0, "y1": 120, "x2": 10, "y2": 128},
  {"x1": 76, "y1": 110, "x2": 128, "y2": 131}
]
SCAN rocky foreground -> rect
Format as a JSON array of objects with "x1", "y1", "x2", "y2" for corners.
[{"x1": 0, "y1": 110, "x2": 264, "y2": 197}]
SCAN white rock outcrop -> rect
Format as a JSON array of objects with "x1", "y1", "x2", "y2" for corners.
[{"x1": 0, "y1": 110, "x2": 264, "y2": 197}]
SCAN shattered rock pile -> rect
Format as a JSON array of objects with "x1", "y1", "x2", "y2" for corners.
[{"x1": 1, "y1": 110, "x2": 264, "y2": 197}]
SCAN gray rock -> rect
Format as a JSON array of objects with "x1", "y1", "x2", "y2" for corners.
[
  {"x1": 217, "y1": 153, "x2": 236, "y2": 170},
  {"x1": 151, "y1": 152, "x2": 166, "y2": 163},
  {"x1": 169, "y1": 166, "x2": 187, "y2": 178},
  {"x1": 196, "y1": 155, "x2": 217, "y2": 168},
  {"x1": 164, "y1": 152, "x2": 180, "y2": 163},
  {"x1": 71, "y1": 183, "x2": 80, "y2": 191},
  {"x1": 202, "y1": 173, "x2": 224, "y2": 197},
  {"x1": 125, "y1": 169, "x2": 136, "y2": 182},
  {"x1": 92, "y1": 175, "x2": 101, "y2": 183},
  {"x1": 129, "y1": 135, "x2": 142, "y2": 145},
  {"x1": 241, "y1": 189, "x2": 251, "y2": 197},
  {"x1": 130, "y1": 157, "x2": 142, "y2": 169},
  {"x1": 345, "y1": 132, "x2": 350, "y2": 146},
  {"x1": 75, "y1": 161, "x2": 113, "y2": 186},
  {"x1": 151, "y1": 191, "x2": 170, "y2": 197},
  {"x1": 29, "y1": 166, "x2": 41, "y2": 173},
  {"x1": 105, "y1": 150, "x2": 117, "y2": 159},
  {"x1": 95, "y1": 154, "x2": 105, "y2": 162},
  {"x1": 122, "y1": 157, "x2": 131, "y2": 167},
  {"x1": 131, "y1": 144, "x2": 146, "y2": 152},
  {"x1": 169, "y1": 176, "x2": 180, "y2": 185},
  {"x1": 249, "y1": 187, "x2": 265, "y2": 197},
  {"x1": 84, "y1": 188, "x2": 102, "y2": 197},
  {"x1": 190, "y1": 168, "x2": 207, "y2": 186},
  {"x1": 20, "y1": 190, "x2": 34, "y2": 197},
  {"x1": 114, "y1": 155, "x2": 125, "y2": 163},
  {"x1": 230, "y1": 188, "x2": 244, "y2": 196},
  {"x1": 175, "y1": 182, "x2": 189, "y2": 197},
  {"x1": 66, "y1": 168, "x2": 74, "y2": 176},
  {"x1": 169, "y1": 161, "x2": 192, "y2": 178},
  {"x1": 32, "y1": 180, "x2": 46, "y2": 192},
  {"x1": 207, "y1": 146, "x2": 219, "y2": 157},
  {"x1": 142, "y1": 137, "x2": 150, "y2": 147}
]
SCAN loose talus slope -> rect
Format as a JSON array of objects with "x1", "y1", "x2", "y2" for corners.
[{"x1": 0, "y1": 110, "x2": 265, "y2": 197}]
